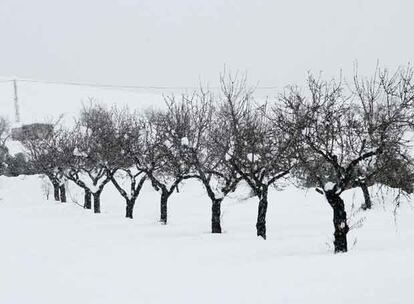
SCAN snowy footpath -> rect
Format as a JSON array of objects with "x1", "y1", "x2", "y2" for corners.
[{"x1": 1, "y1": 175, "x2": 413, "y2": 303}]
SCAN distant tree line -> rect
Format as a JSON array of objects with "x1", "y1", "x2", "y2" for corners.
[{"x1": 2, "y1": 66, "x2": 414, "y2": 254}]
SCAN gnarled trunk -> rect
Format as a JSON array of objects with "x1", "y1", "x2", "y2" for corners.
[
  {"x1": 326, "y1": 190, "x2": 349, "y2": 253},
  {"x1": 59, "y1": 184, "x2": 66, "y2": 203},
  {"x1": 93, "y1": 192, "x2": 101, "y2": 214},
  {"x1": 211, "y1": 198, "x2": 223, "y2": 233},
  {"x1": 256, "y1": 186, "x2": 268, "y2": 240},
  {"x1": 53, "y1": 182, "x2": 60, "y2": 201},
  {"x1": 84, "y1": 189, "x2": 92, "y2": 209},
  {"x1": 360, "y1": 183, "x2": 372, "y2": 210},
  {"x1": 125, "y1": 199, "x2": 135, "y2": 219}
]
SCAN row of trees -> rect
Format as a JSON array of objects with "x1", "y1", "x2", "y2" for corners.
[{"x1": 17, "y1": 67, "x2": 414, "y2": 253}]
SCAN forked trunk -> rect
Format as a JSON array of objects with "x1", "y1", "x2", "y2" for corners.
[
  {"x1": 360, "y1": 183, "x2": 372, "y2": 210},
  {"x1": 256, "y1": 187, "x2": 268, "y2": 240},
  {"x1": 211, "y1": 198, "x2": 223, "y2": 233},
  {"x1": 325, "y1": 190, "x2": 349, "y2": 253},
  {"x1": 84, "y1": 189, "x2": 92, "y2": 209},
  {"x1": 59, "y1": 184, "x2": 66, "y2": 203}
]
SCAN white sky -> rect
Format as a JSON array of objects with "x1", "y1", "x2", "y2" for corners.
[{"x1": 1, "y1": 0, "x2": 414, "y2": 88}]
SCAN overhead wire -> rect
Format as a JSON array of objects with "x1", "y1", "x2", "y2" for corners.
[{"x1": 0, "y1": 77, "x2": 278, "y2": 91}]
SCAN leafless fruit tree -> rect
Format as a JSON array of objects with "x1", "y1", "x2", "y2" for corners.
[
  {"x1": 163, "y1": 91, "x2": 241, "y2": 233},
  {"x1": 218, "y1": 74, "x2": 296, "y2": 239},
  {"x1": 108, "y1": 107, "x2": 147, "y2": 219},
  {"x1": 61, "y1": 104, "x2": 120, "y2": 213},
  {"x1": 279, "y1": 68, "x2": 413, "y2": 253},
  {"x1": 22, "y1": 125, "x2": 67, "y2": 202}
]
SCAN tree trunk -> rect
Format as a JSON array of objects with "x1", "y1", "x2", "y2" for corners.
[
  {"x1": 256, "y1": 187, "x2": 268, "y2": 240},
  {"x1": 326, "y1": 190, "x2": 349, "y2": 253},
  {"x1": 93, "y1": 192, "x2": 101, "y2": 214},
  {"x1": 360, "y1": 183, "x2": 372, "y2": 210},
  {"x1": 84, "y1": 189, "x2": 92, "y2": 209},
  {"x1": 211, "y1": 198, "x2": 222, "y2": 233},
  {"x1": 53, "y1": 182, "x2": 60, "y2": 201},
  {"x1": 59, "y1": 184, "x2": 66, "y2": 203},
  {"x1": 160, "y1": 191, "x2": 168, "y2": 225},
  {"x1": 125, "y1": 199, "x2": 135, "y2": 219}
]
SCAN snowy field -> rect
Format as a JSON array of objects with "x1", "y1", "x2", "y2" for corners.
[{"x1": 1, "y1": 175, "x2": 413, "y2": 303}]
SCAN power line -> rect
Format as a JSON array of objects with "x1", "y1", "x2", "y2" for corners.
[
  {"x1": 17, "y1": 78, "x2": 199, "y2": 90},
  {"x1": 0, "y1": 77, "x2": 279, "y2": 91}
]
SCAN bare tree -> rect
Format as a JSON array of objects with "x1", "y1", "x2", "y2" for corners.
[
  {"x1": 62, "y1": 104, "x2": 119, "y2": 213},
  {"x1": 352, "y1": 66, "x2": 414, "y2": 209},
  {"x1": 280, "y1": 69, "x2": 413, "y2": 253},
  {"x1": 108, "y1": 107, "x2": 147, "y2": 219},
  {"x1": 218, "y1": 74, "x2": 295, "y2": 239},
  {"x1": 140, "y1": 108, "x2": 195, "y2": 225},
  {"x1": 21, "y1": 125, "x2": 67, "y2": 202},
  {"x1": 163, "y1": 91, "x2": 241, "y2": 233}
]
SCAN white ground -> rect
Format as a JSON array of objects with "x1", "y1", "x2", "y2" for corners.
[{"x1": 1, "y1": 175, "x2": 413, "y2": 303}]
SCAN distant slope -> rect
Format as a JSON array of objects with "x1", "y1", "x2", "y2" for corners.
[
  {"x1": 0, "y1": 79, "x2": 273, "y2": 126},
  {"x1": 0, "y1": 80, "x2": 173, "y2": 126}
]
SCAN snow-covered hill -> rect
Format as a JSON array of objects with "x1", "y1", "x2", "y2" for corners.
[
  {"x1": 0, "y1": 80, "x2": 176, "y2": 126},
  {"x1": 0, "y1": 175, "x2": 413, "y2": 303},
  {"x1": 0, "y1": 80, "x2": 272, "y2": 127}
]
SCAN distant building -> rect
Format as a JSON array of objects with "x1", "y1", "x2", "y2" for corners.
[{"x1": 11, "y1": 123, "x2": 54, "y2": 141}]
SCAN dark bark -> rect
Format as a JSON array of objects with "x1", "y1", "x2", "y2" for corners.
[
  {"x1": 360, "y1": 183, "x2": 372, "y2": 210},
  {"x1": 111, "y1": 173, "x2": 146, "y2": 220},
  {"x1": 93, "y1": 192, "x2": 101, "y2": 214},
  {"x1": 53, "y1": 182, "x2": 60, "y2": 201},
  {"x1": 211, "y1": 198, "x2": 223, "y2": 233},
  {"x1": 149, "y1": 174, "x2": 187, "y2": 225},
  {"x1": 160, "y1": 191, "x2": 169, "y2": 225},
  {"x1": 256, "y1": 186, "x2": 268, "y2": 240},
  {"x1": 59, "y1": 184, "x2": 66, "y2": 203},
  {"x1": 326, "y1": 190, "x2": 349, "y2": 253},
  {"x1": 84, "y1": 189, "x2": 92, "y2": 209},
  {"x1": 198, "y1": 175, "x2": 224, "y2": 234},
  {"x1": 125, "y1": 199, "x2": 135, "y2": 219}
]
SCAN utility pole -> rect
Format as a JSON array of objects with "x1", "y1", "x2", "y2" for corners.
[{"x1": 13, "y1": 79, "x2": 20, "y2": 124}]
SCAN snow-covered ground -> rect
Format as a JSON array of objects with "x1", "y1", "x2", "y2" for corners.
[{"x1": 1, "y1": 175, "x2": 413, "y2": 303}]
